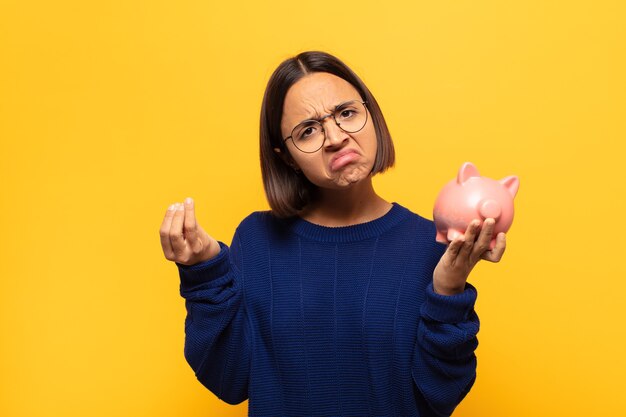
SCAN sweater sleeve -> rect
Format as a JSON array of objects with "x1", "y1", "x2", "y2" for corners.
[
  {"x1": 176, "y1": 230, "x2": 250, "y2": 405},
  {"x1": 412, "y1": 282, "x2": 480, "y2": 417}
]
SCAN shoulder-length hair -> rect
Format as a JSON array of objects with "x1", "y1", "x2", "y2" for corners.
[{"x1": 260, "y1": 51, "x2": 395, "y2": 218}]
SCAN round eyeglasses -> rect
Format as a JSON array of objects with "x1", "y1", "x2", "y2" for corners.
[{"x1": 283, "y1": 100, "x2": 368, "y2": 153}]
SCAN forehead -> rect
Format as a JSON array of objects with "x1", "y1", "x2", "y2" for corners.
[{"x1": 282, "y1": 72, "x2": 360, "y2": 122}]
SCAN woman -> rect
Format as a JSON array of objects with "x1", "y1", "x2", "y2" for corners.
[{"x1": 159, "y1": 51, "x2": 506, "y2": 417}]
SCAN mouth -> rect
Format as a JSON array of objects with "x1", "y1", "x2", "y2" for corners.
[{"x1": 329, "y1": 149, "x2": 361, "y2": 172}]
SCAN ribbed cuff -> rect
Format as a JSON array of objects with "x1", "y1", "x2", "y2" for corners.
[
  {"x1": 177, "y1": 242, "x2": 230, "y2": 289},
  {"x1": 421, "y1": 282, "x2": 477, "y2": 324}
]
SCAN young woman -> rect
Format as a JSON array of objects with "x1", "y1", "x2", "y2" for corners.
[{"x1": 159, "y1": 51, "x2": 506, "y2": 417}]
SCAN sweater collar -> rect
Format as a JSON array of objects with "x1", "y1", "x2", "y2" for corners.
[{"x1": 283, "y1": 202, "x2": 411, "y2": 243}]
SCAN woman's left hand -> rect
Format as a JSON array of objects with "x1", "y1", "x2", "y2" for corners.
[{"x1": 432, "y1": 218, "x2": 507, "y2": 296}]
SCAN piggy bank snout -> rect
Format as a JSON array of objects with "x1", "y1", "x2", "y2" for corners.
[{"x1": 479, "y1": 199, "x2": 502, "y2": 220}]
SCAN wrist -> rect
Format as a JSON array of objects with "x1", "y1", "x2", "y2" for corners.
[
  {"x1": 433, "y1": 280, "x2": 465, "y2": 296},
  {"x1": 203, "y1": 237, "x2": 222, "y2": 261}
]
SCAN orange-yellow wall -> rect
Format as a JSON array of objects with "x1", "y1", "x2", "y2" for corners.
[{"x1": 1, "y1": 1, "x2": 625, "y2": 416}]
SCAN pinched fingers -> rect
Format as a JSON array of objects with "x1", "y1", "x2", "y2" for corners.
[
  {"x1": 159, "y1": 198, "x2": 212, "y2": 265},
  {"x1": 481, "y1": 232, "x2": 506, "y2": 263},
  {"x1": 159, "y1": 203, "x2": 180, "y2": 260}
]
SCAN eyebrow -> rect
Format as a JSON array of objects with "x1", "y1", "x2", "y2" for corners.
[{"x1": 296, "y1": 99, "x2": 359, "y2": 125}]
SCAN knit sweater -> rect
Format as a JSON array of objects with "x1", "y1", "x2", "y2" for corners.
[{"x1": 176, "y1": 203, "x2": 479, "y2": 417}]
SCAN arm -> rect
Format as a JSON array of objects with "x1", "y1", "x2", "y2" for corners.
[
  {"x1": 177, "y1": 232, "x2": 250, "y2": 405},
  {"x1": 412, "y1": 217, "x2": 505, "y2": 415},
  {"x1": 159, "y1": 198, "x2": 250, "y2": 404},
  {"x1": 412, "y1": 283, "x2": 479, "y2": 417}
]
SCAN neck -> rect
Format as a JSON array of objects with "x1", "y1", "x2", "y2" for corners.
[{"x1": 299, "y1": 177, "x2": 392, "y2": 227}]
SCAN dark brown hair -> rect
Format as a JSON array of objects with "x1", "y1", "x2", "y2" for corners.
[{"x1": 260, "y1": 51, "x2": 395, "y2": 217}]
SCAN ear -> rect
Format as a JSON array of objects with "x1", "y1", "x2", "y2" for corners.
[
  {"x1": 457, "y1": 162, "x2": 480, "y2": 184},
  {"x1": 500, "y1": 175, "x2": 520, "y2": 198},
  {"x1": 274, "y1": 147, "x2": 301, "y2": 171}
]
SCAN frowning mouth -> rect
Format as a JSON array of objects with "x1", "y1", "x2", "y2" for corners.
[{"x1": 330, "y1": 149, "x2": 361, "y2": 172}]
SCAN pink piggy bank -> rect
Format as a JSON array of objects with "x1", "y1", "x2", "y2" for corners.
[{"x1": 433, "y1": 162, "x2": 520, "y2": 250}]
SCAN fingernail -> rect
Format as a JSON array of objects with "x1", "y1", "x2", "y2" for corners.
[
  {"x1": 185, "y1": 197, "x2": 193, "y2": 205},
  {"x1": 176, "y1": 203, "x2": 184, "y2": 210},
  {"x1": 168, "y1": 204, "x2": 175, "y2": 211}
]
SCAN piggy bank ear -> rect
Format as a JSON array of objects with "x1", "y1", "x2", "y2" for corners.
[
  {"x1": 500, "y1": 175, "x2": 520, "y2": 198},
  {"x1": 457, "y1": 162, "x2": 481, "y2": 184}
]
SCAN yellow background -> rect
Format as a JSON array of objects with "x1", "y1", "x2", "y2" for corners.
[{"x1": 1, "y1": 0, "x2": 625, "y2": 416}]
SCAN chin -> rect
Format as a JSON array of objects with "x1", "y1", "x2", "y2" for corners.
[{"x1": 332, "y1": 166, "x2": 371, "y2": 187}]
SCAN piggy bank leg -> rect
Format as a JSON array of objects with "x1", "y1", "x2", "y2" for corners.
[
  {"x1": 447, "y1": 229, "x2": 463, "y2": 242},
  {"x1": 436, "y1": 230, "x2": 448, "y2": 244}
]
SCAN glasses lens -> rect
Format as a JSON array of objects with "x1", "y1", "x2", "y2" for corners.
[
  {"x1": 291, "y1": 121, "x2": 324, "y2": 153},
  {"x1": 334, "y1": 101, "x2": 367, "y2": 133}
]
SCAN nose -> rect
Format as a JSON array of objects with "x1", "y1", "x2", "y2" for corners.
[{"x1": 321, "y1": 118, "x2": 349, "y2": 149}]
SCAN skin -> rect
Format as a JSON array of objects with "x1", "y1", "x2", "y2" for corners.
[
  {"x1": 159, "y1": 72, "x2": 507, "y2": 296},
  {"x1": 277, "y1": 72, "x2": 390, "y2": 226},
  {"x1": 279, "y1": 72, "x2": 378, "y2": 190}
]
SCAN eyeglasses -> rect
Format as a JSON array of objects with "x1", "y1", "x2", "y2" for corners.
[{"x1": 283, "y1": 100, "x2": 368, "y2": 153}]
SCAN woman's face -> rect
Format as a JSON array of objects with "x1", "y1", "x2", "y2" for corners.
[{"x1": 279, "y1": 72, "x2": 378, "y2": 190}]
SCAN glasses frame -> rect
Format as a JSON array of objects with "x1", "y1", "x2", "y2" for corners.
[{"x1": 282, "y1": 100, "x2": 368, "y2": 154}]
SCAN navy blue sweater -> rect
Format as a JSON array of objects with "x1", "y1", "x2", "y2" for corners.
[{"x1": 177, "y1": 203, "x2": 479, "y2": 417}]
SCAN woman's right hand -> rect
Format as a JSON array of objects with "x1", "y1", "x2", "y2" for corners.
[{"x1": 159, "y1": 197, "x2": 221, "y2": 266}]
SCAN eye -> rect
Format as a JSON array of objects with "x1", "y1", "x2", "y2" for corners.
[
  {"x1": 336, "y1": 103, "x2": 360, "y2": 120},
  {"x1": 339, "y1": 109, "x2": 355, "y2": 119},
  {"x1": 301, "y1": 127, "x2": 315, "y2": 138},
  {"x1": 294, "y1": 122, "x2": 320, "y2": 141}
]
